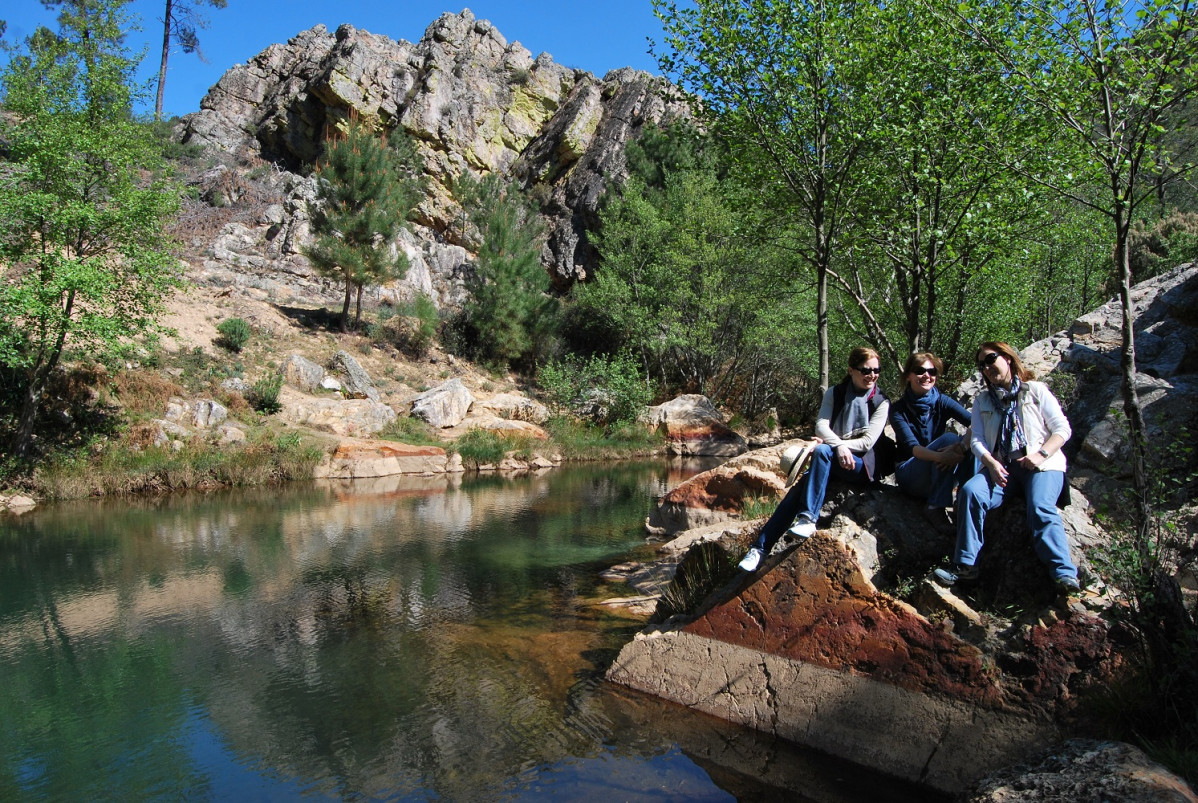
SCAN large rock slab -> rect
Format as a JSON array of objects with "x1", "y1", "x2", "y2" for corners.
[
  {"x1": 278, "y1": 386, "x2": 397, "y2": 436},
  {"x1": 478, "y1": 392, "x2": 550, "y2": 424},
  {"x1": 314, "y1": 438, "x2": 456, "y2": 478},
  {"x1": 641, "y1": 394, "x2": 748, "y2": 457},
  {"x1": 608, "y1": 629, "x2": 1054, "y2": 795}
]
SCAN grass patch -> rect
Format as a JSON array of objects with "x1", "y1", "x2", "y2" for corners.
[
  {"x1": 544, "y1": 417, "x2": 662, "y2": 460},
  {"x1": 740, "y1": 494, "x2": 776, "y2": 520},
  {"x1": 32, "y1": 430, "x2": 322, "y2": 499},
  {"x1": 377, "y1": 416, "x2": 444, "y2": 447},
  {"x1": 451, "y1": 428, "x2": 537, "y2": 469},
  {"x1": 113, "y1": 369, "x2": 187, "y2": 417}
]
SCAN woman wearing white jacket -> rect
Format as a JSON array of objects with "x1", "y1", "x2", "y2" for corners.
[{"x1": 934, "y1": 341, "x2": 1080, "y2": 592}]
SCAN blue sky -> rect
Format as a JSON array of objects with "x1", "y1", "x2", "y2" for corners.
[{"x1": 3, "y1": 1, "x2": 668, "y2": 118}]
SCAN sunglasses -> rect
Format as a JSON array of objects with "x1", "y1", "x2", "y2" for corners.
[
  {"x1": 854, "y1": 366, "x2": 881, "y2": 376},
  {"x1": 977, "y1": 352, "x2": 1002, "y2": 370},
  {"x1": 912, "y1": 367, "x2": 938, "y2": 377}
]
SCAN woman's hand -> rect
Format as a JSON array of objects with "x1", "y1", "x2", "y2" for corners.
[
  {"x1": 934, "y1": 444, "x2": 965, "y2": 467},
  {"x1": 985, "y1": 456, "x2": 1008, "y2": 488},
  {"x1": 1018, "y1": 451, "x2": 1046, "y2": 471},
  {"x1": 836, "y1": 444, "x2": 855, "y2": 470}
]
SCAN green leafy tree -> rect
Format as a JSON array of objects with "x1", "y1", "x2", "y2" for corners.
[
  {"x1": 654, "y1": 0, "x2": 887, "y2": 389},
  {"x1": 585, "y1": 126, "x2": 810, "y2": 418},
  {"x1": 0, "y1": 0, "x2": 182, "y2": 458},
  {"x1": 829, "y1": 0, "x2": 1065, "y2": 373},
  {"x1": 453, "y1": 173, "x2": 556, "y2": 369},
  {"x1": 305, "y1": 120, "x2": 425, "y2": 333},
  {"x1": 154, "y1": 0, "x2": 227, "y2": 120},
  {"x1": 948, "y1": 0, "x2": 1198, "y2": 543}
]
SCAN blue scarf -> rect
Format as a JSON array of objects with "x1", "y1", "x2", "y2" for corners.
[
  {"x1": 986, "y1": 377, "x2": 1026, "y2": 463},
  {"x1": 902, "y1": 385, "x2": 939, "y2": 446}
]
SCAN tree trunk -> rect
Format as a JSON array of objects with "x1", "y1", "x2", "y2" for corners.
[
  {"x1": 12, "y1": 380, "x2": 44, "y2": 459},
  {"x1": 340, "y1": 280, "x2": 352, "y2": 333},
  {"x1": 155, "y1": 0, "x2": 173, "y2": 121},
  {"x1": 1114, "y1": 227, "x2": 1153, "y2": 545}
]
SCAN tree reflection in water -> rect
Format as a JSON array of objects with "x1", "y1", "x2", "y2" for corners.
[{"x1": 0, "y1": 461, "x2": 934, "y2": 801}]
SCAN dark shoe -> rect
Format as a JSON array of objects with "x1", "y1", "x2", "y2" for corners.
[
  {"x1": 1054, "y1": 576, "x2": 1081, "y2": 595},
  {"x1": 933, "y1": 563, "x2": 979, "y2": 587}
]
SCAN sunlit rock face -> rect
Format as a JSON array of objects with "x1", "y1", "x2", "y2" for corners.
[{"x1": 176, "y1": 11, "x2": 691, "y2": 294}]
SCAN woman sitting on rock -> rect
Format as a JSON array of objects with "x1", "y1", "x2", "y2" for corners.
[
  {"x1": 933, "y1": 341, "x2": 1080, "y2": 593},
  {"x1": 889, "y1": 351, "x2": 973, "y2": 530},
  {"x1": 738, "y1": 346, "x2": 890, "y2": 572}
]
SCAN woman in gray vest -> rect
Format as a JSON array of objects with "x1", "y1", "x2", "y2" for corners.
[{"x1": 738, "y1": 347, "x2": 890, "y2": 572}]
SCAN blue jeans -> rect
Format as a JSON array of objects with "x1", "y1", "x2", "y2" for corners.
[
  {"x1": 955, "y1": 465, "x2": 1077, "y2": 581},
  {"x1": 894, "y1": 433, "x2": 974, "y2": 508},
  {"x1": 751, "y1": 443, "x2": 870, "y2": 553}
]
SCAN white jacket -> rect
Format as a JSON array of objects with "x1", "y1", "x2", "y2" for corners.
[{"x1": 970, "y1": 380, "x2": 1070, "y2": 472}]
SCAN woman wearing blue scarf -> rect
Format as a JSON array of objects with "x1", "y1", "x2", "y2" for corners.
[
  {"x1": 889, "y1": 352, "x2": 973, "y2": 529},
  {"x1": 934, "y1": 342, "x2": 1080, "y2": 593}
]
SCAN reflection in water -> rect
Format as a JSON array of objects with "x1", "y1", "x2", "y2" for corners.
[{"x1": 0, "y1": 461, "x2": 933, "y2": 801}]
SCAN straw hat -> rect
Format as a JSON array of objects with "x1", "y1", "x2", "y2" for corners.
[{"x1": 780, "y1": 443, "x2": 815, "y2": 487}]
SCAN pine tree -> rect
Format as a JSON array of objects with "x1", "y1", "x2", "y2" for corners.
[
  {"x1": 454, "y1": 174, "x2": 555, "y2": 369},
  {"x1": 305, "y1": 120, "x2": 425, "y2": 332}
]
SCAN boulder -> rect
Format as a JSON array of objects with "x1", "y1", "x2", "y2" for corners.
[
  {"x1": 0, "y1": 494, "x2": 37, "y2": 514},
  {"x1": 641, "y1": 394, "x2": 748, "y2": 457},
  {"x1": 411, "y1": 379, "x2": 475, "y2": 428},
  {"x1": 329, "y1": 350, "x2": 379, "y2": 401},
  {"x1": 163, "y1": 397, "x2": 228, "y2": 429},
  {"x1": 964, "y1": 739, "x2": 1198, "y2": 802},
  {"x1": 281, "y1": 354, "x2": 325, "y2": 392},
  {"x1": 278, "y1": 386, "x2": 397, "y2": 436},
  {"x1": 478, "y1": 392, "x2": 550, "y2": 424}
]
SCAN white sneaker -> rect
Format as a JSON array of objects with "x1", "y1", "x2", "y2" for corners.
[
  {"x1": 738, "y1": 547, "x2": 763, "y2": 572},
  {"x1": 787, "y1": 518, "x2": 817, "y2": 539}
]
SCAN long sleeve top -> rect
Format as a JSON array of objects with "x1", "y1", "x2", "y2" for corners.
[{"x1": 970, "y1": 380, "x2": 1071, "y2": 472}]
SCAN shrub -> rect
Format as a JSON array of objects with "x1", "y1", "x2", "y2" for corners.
[
  {"x1": 113, "y1": 369, "x2": 186, "y2": 417},
  {"x1": 215, "y1": 317, "x2": 252, "y2": 352},
  {"x1": 539, "y1": 351, "x2": 652, "y2": 426},
  {"x1": 247, "y1": 373, "x2": 284, "y2": 414}
]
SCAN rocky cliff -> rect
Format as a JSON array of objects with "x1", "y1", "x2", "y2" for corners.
[{"x1": 176, "y1": 10, "x2": 690, "y2": 300}]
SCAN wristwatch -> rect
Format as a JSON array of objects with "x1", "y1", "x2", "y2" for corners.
[{"x1": 1037, "y1": 448, "x2": 1050, "y2": 458}]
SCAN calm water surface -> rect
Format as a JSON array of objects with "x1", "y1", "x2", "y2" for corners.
[{"x1": 0, "y1": 461, "x2": 933, "y2": 801}]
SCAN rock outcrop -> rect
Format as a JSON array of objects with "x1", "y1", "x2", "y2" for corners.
[
  {"x1": 964, "y1": 739, "x2": 1197, "y2": 802},
  {"x1": 176, "y1": 11, "x2": 690, "y2": 295},
  {"x1": 609, "y1": 267, "x2": 1198, "y2": 795}
]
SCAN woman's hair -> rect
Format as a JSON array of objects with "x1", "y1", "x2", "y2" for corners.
[
  {"x1": 902, "y1": 351, "x2": 943, "y2": 378},
  {"x1": 976, "y1": 341, "x2": 1032, "y2": 382},
  {"x1": 847, "y1": 346, "x2": 880, "y2": 369}
]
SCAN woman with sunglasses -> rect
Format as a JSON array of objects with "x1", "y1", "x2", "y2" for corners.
[
  {"x1": 739, "y1": 346, "x2": 889, "y2": 572},
  {"x1": 889, "y1": 352, "x2": 973, "y2": 529},
  {"x1": 933, "y1": 342, "x2": 1080, "y2": 592}
]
